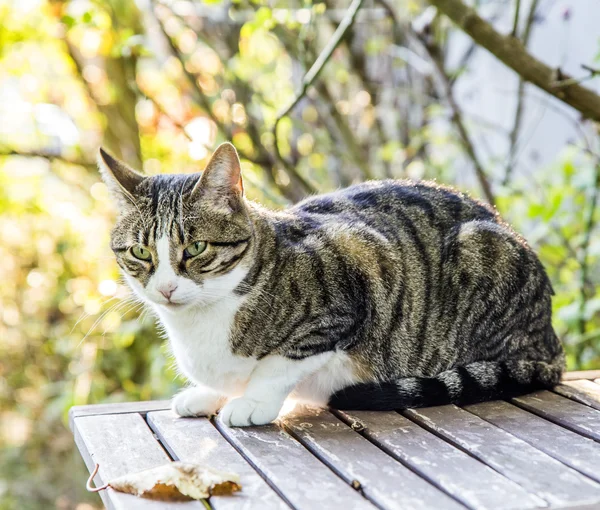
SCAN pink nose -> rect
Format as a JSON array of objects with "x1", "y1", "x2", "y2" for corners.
[{"x1": 158, "y1": 285, "x2": 177, "y2": 301}]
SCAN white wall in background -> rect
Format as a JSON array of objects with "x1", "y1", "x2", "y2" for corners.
[{"x1": 447, "y1": 0, "x2": 600, "y2": 183}]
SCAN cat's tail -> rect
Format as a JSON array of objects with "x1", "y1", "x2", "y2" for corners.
[{"x1": 328, "y1": 356, "x2": 565, "y2": 411}]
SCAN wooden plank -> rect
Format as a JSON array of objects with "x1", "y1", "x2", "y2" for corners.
[
  {"x1": 74, "y1": 413, "x2": 202, "y2": 510},
  {"x1": 214, "y1": 416, "x2": 375, "y2": 510},
  {"x1": 562, "y1": 370, "x2": 600, "y2": 381},
  {"x1": 512, "y1": 390, "x2": 600, "y2": 441},
  {"x1": 283, "y1": 405, "x2": 464, "y2": 510},
  {"x1": 406, "y1": 405, "x2": 600, "y2": 507},
  {"x1": 466, "y1": 400, "x2": 600, "y2": 484},
  {"x1": 336, "y1": 410, "x2": 544, "y2": 510},
  {"x1": 147, "y1": 411, "x2": 288, "y2": 510},
  {"x1": 555, "y1": 380, "x2": 600, "y2": 411},
  {"x1": 70, "y1": 400, "x2": 170, "y2": 430}
]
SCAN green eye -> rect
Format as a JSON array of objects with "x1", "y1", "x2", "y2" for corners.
[
  {"x1": 131, "y1": 245, "x2": 152, "y2": 261},
  {"x1": 184, "y1": 241, "x2": 207, "y2": 258}
]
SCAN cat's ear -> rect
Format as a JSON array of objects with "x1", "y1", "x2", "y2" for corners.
[
  {"x1": 193, "y1": 142, "x2": 244, "y2": 199},
  {"x1": 97, "y1": 148, "x2": 145, "y2": 207}
]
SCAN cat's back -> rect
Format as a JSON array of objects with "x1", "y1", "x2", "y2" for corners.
[{"x1": 291, "y1": 179, "x2": 498, "y2": 236}]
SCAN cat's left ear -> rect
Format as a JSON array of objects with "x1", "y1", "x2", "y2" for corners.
[
  {"x1": 97, "y1": 148, "x2": 145, "y2": 208},
  {"x1": 193, "y1": 142, "x2": 244, "y2": 200}
]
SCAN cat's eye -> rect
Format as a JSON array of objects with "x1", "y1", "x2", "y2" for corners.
[
  {"x1": 131, "y1": 245, "x2": 152, "y2": 261},
  {"x1": 184, "y1": 241, "x2": 207, "y2": 258}
]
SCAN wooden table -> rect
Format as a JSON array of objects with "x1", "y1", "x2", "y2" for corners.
[{"x1": 71, "y1": 372, "x2": 600, "y2": 510}]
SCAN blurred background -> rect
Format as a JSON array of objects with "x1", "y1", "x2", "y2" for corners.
[{"x1": 1, "y1": 0, "x2": 599, "y2": 508}]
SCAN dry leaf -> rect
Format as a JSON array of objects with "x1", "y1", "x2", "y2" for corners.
[{"x1": 87, "y1": 461, "x2": 241, "y2": 501}]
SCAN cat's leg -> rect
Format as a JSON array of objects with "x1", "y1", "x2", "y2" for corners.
[
  {"x1": 219, "y1": 352, "x2": 332, "y2": 427},
  {"x1": 172, "y1": 386, "x2": 226, "y2": 417}
]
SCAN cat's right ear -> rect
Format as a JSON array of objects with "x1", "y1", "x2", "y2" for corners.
[{"x1": 97, "y1": 148, "x2": 144, "y2": 207}]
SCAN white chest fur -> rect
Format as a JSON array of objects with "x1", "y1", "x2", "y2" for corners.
[{"x1": 156, "y1": 294, "x2": 257, "y2": 395}]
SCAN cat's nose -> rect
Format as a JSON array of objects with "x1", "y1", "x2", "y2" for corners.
[{"x1": 158, "y1": 284, "x2": 178, "y2": 301}]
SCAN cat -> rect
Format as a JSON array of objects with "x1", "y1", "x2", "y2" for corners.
[{"x1": 98, "y1": 142, "x2": 564, "y2": 427}]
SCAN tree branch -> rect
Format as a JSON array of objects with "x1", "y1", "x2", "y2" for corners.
[
  {"x1": 503, "y1": 0, "x2": 540, "y2": 185},
  {"x1": 409, "y1": 14, "x2": 495, "y2": 205},
  {"x1": 272, "y1": 0, "x2": 364, "y2": 178},
  {"x1": 550, "y1": 64, "x2": 600, "y2": 89},
  {"x1": 153, "y1": 3, "x2": 311, "y2": 201},
  {"x1": 0, "y1": 149, "x2": 96, "y2": 169},
  {"x1": 510, "y1": 0, "x2": 521, "y2": 38},
  {"x1": 427, "y1": 0, "x2": 600, "y2": 122},
  {"x1": 424, "y1": 40, "x2": 496, "y2": 205}
]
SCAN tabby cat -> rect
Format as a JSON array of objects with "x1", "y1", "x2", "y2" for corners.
[{"x1": 99, "y1": 142, "x2": 564, "y2": 427}]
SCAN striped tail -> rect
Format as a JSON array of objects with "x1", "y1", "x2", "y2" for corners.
[{"x1": 328, "y1": 357, "x2": 564, "y2": 411}]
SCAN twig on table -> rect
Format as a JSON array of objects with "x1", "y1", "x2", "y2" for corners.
[{"x1": 272, "y1": 0, "x2": 364, "y2": 187}]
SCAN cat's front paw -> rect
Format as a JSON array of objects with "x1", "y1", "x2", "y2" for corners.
[
  {"x1": 172, "y1": 387, "x2": 224, "y2": 418},
  {"x1": 219, "y1": 397, "x2": 281, "y2": 427}
]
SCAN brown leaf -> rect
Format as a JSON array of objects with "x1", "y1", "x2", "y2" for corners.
[{"x1": 87, "y1": 461, "x2": 241, "y2": 501}]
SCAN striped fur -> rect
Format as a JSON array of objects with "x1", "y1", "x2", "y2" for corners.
[{"x1": 100, "y1": 143, "x2": 564, "y2": 418}]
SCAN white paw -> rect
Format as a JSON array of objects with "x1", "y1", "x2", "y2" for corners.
[
  {"x1": 219, "y1": 397, "x2": 281, "y2": 427},
  {"x1": 171, "y1": 387, "x2": 224, "y2": 418}
]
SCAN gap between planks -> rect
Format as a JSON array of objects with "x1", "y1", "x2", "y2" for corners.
[
  {"x1": 554, "y1": 380, "x2": 600, "y2": 411},
  {"x1": 146, "y1": 411, "x2": 290, "y2": 510},
  {"x1": 74, "y1": 412, "x2": 204, "y2": 510},
  {"x1": 403, "y1": 404, "x2": 600, "y2": 507},
  {"x1": 283, "y1": 405, "x2": 466, "y2": 510},
  {"x1": 511, "y1": 390, "x2": 600, "y2": 442},
  {"x1": 212, "y1": 414, "x2": 377, "y2": 510},
  {"x1": 333, "y1": 408, "x2": 545, "y2": 510}
]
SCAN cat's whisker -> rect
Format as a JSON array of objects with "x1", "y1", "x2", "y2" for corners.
[
  {"x1": 100, "y1": 299, "x2": 146, "y2": 337},
  {"x1": 76, "y1": 298, "x2": 139, "y2": 348},
  {"x1": 70, "y1": 295, "x2": 122, "y2": 335}
]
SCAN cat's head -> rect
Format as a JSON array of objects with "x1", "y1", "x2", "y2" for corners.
[{"x1": 98, "y1": 142, "x2": 253, "y2": 312}]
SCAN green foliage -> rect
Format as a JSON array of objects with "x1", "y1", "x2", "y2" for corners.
[{"x1": 495, "y1": 149, "x2": 600, "y2": 370}]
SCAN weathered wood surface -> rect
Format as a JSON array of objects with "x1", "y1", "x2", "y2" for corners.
[
  {"x1": 74, "y1": 413, "x2": 202, "y2": 510},
  {"x1": 555, "y1": 380, "x2": 600, "y2": 411},
  {"x1": 70, "y1": 400, "x2": 170, "y2": 430},
  {"x1": 513, "y1": 390, "x2": 600, "y2": 441},
  {"x1": 72, "y1": 370, "x2": 600, "y2": 510},
  {"x1": 336, "y1": 409, "x2": 544, "y2": 509},
  {"x1": 214, "y1": 416, "x2": 375, "y2": 510},
  {"x1": 562, "y1": 370, "x2": 600, "y2": 381},
  {"x1": 284, "y1": 405, "x2": 464, "y2": 510},
  {"x1": 406, "y1": 405, "x2": 600, "y2": 507},
  {"x1": 466, "y1": 400, "x2": 600, "y2": 483},
  {"x1": 147, "y1": 411, "x2": 288, "y2": 510}
]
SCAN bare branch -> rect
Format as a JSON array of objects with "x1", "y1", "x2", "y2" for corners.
[
  {"x1": 503, "y1": 0, "x2": 540, "y2": 185},
  {"x1": 550, "y1": 64, "x2": 600, "y2": 89},
  {"x1": 153, "y1": 3, "x2": 312, "y2": 201},
  {"x1": 272, "y1": 0, "x2": 365, "y2": 179},
  {"x1": 0, "y1": 149, "x2": 95, "y2": 169},
  {"x1": 510, "y1": 0, "x2": 521, "y2": 38},
  {"x1": 409, "y1": 15, "x2": 495, "y2": 205},
  {"x1": 428, "y1": 0, "x2": 600, "y2": 122}
]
